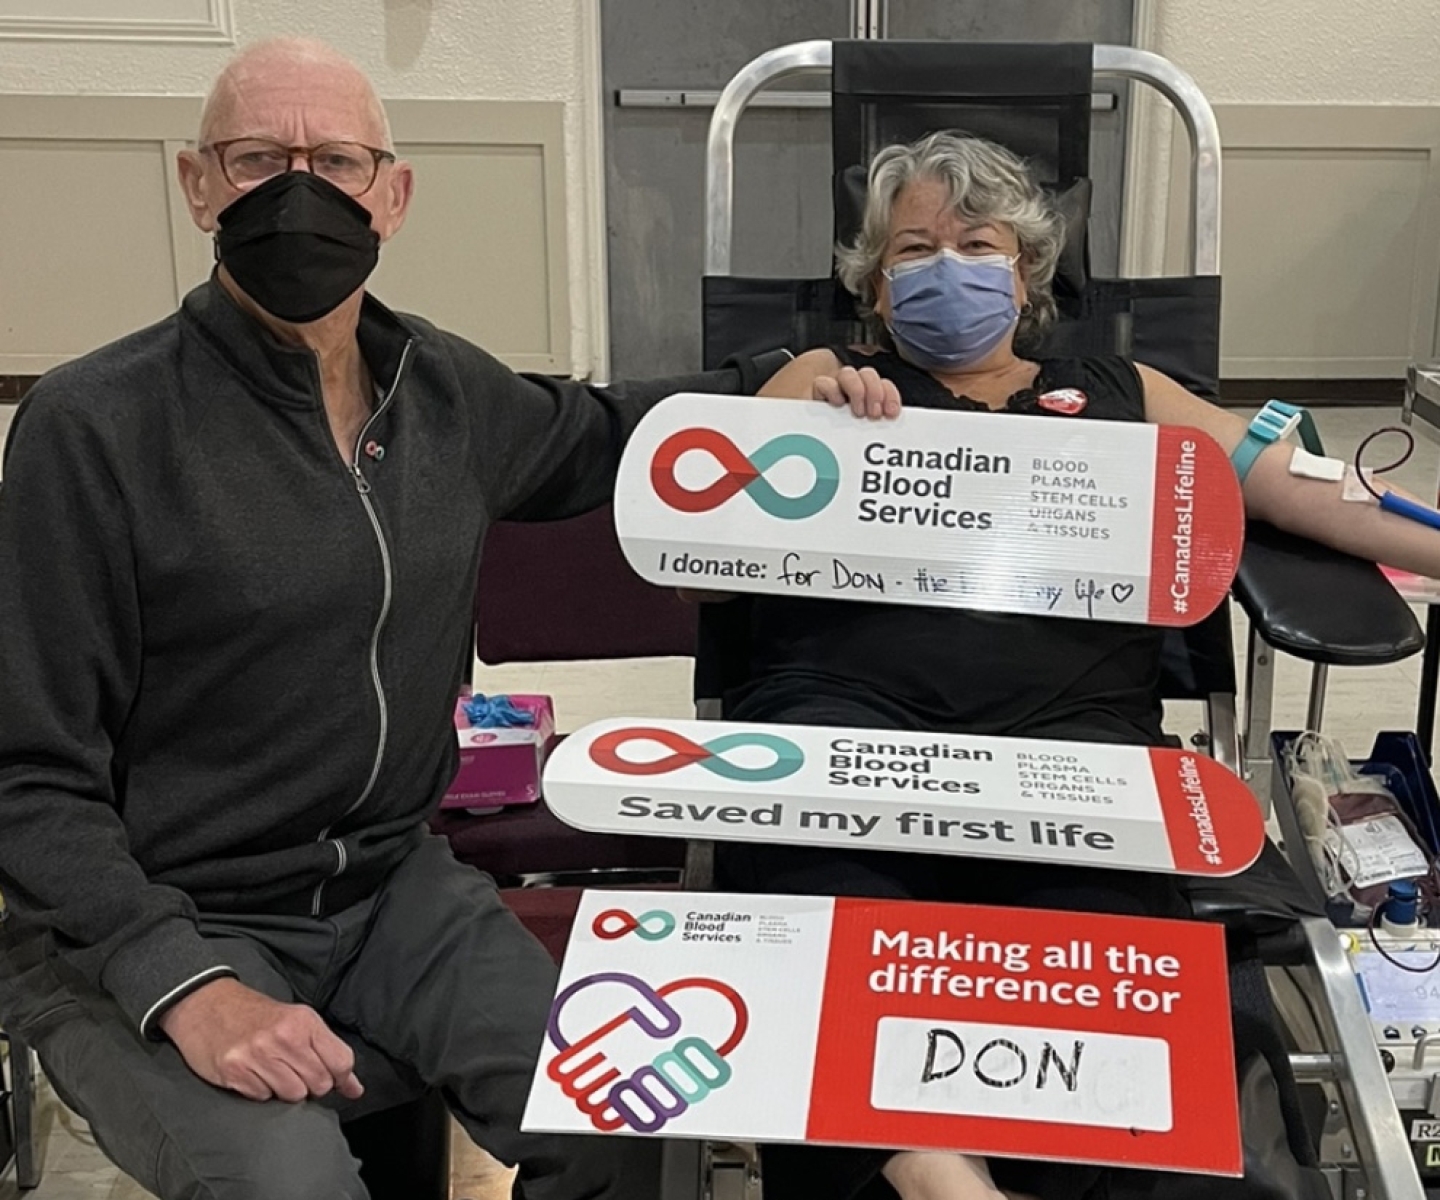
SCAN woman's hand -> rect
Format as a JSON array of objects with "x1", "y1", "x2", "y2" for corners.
[
  {"x1": 757, "y1": 350, "x2": 901, "y2": 419},
  {"x1": 882, "y1": 1150, "x2": 1033, "y2": 1199},
  {"x1": 814, "y1": 364, "x2": 902, "y2": 420}
]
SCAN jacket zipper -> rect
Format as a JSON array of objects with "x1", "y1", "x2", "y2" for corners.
[{"x1": 311, "y1": 338, "x2": 415, "y2": 918}]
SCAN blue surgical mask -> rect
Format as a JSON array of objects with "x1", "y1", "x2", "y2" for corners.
[{"x1": 883, "y1": 249, "x2": 1020, "y2": 370}]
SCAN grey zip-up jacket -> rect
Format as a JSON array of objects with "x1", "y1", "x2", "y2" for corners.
[{"x1": 0, "y1": 280, "x2": 752, "y2": 1037}]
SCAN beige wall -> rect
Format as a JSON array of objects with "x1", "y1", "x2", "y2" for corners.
[
  {"x1": 1131, "y1": 0, "x2": 1440, "y2": 378},
  {"x1": 0, "y1": 93, "x2": 573, "y2": 375},
  {"x1": 10, "y1": 3, "x2": 1440, "y2": 381},
  {"x1": 1152, "y1": 0, "x2": 1440, "y2": 105},
  {"x1": 0, "y1": 0, "x2": 607, "y2": 377}
]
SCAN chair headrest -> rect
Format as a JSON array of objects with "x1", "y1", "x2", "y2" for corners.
[
  {"x1": 827, "y1": 41, "x2": 1097, "y2": 321},
  {"x1": 1051, "y1": 176, "x2": 1092, "y2": 307}
]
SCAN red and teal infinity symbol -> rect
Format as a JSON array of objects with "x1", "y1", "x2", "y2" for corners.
[
  {"x1": 650, "y1": 428, "x2": 839, "y2": 519},
  {"x1": 590, "y1": 726, "x2": 805, "y2": 783},
  {"x1": 592, "y1": 909, "x2": 677, "y2": 941}
]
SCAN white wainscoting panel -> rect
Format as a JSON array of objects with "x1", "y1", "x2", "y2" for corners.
[
  {"x1": 1165, "y1": 105, "x2": 1440, "y2": 379},
  {"x1": 0, "y1": 97, "x2": 203, "y2": 373},
  {"x1": 374, "y1": 101, "x2": 571, "y2": 375},
  {"x1": 0, "y1": 0, "x2": 232, "y2": 42},
  {"x1": 0, "y1": 96, "x2": 571, "y2": 375}
]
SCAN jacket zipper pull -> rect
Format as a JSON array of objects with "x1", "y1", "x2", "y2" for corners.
[{"x1": 351, "y1": 463, "x2": 372, "y2": 495}]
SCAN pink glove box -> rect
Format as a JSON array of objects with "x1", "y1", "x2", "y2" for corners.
[{"x1": 441, "y1": 693, "x2": 556, "y2": 813}]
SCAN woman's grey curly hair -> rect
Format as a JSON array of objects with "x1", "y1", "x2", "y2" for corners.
[{"x1": 836, "y1": 132, "x2": 1065, "y2": 347}]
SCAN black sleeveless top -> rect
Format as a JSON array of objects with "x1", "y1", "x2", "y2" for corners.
[{"x1": 729, "y1": 350, "x2": 1166, "y2": 745}]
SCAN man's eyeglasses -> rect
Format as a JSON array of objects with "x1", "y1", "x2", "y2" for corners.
[{"x1": 204, "y1": 139, "x2": 397, "y2": 198}]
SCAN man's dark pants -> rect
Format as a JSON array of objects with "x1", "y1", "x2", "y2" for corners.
[{"x1": 12, "y1": 835, "x2": 644, "y2": 1200}]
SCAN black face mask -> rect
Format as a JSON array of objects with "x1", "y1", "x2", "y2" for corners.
[{"x1": 215, "y1": 171, "x2": 381, "y2": 324}]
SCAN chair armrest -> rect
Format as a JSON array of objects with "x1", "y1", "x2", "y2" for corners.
[
  {"x1": 433, "y1": 798, "x2": 685, "y2": 886},
  {"x1": 476, "y1": 508, "x2": 698, "y2": 665},
  {"x1": 719, "y1": 347, "x2": 794, "y2": 394},
  {"x1": 1232, "y1": 520, "x2": 1424, "y2": 666},
  {"x1": 1181, "y1": 840, "x2": 1324, "y2": 942}
]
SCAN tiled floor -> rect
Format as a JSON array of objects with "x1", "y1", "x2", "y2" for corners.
[{"x1": 1, "y1": 400, "x2": 1438, "y2": 1196}]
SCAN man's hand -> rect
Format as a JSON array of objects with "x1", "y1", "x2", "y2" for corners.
[
  {"x1": 882, "y1": 1150, "x2": 1013, "y2": 1199},
  {"x1": 813, "y1": 365, "x2": 902, "y2": 420},
  {"x1": 158, "y1": 977, "x2": 364, "y2": 1103}
]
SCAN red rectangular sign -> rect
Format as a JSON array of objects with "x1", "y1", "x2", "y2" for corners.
[{"x1": 807, "y1": 899, "x2": 1240, "y2": 1174}]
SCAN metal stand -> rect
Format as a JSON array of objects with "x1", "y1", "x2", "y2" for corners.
[
  {"x1": 1243, "y1": 624, "x2": 1278, "y2": 816},
  {"x1": 1419, "y1": 607, "x2": 1440, "y2": 765},
  {"x1": 1400, "y1": 361, "x2": 1440, "y2": 763},
  {"x1": 848, "y1": 0, "x2": 887, "y2": 38},
  {"x1": 1283, "y1": 920, "x2": 1426, "y2": 1200},
  {"x1": 8, "y1": 1034, "x2": 40, "y2": 1190},
  {"x1": 1306, "y1": 663, "x2": 1330, "y2": 734}
]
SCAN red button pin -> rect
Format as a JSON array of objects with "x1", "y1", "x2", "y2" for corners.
[{"x1": 1037, "y1": 388, "x2": 1088, "y2": 415}]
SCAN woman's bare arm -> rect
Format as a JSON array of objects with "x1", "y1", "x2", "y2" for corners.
[{"x1": 1139, "y1": 363, "x2": 1440, "y2": 576}]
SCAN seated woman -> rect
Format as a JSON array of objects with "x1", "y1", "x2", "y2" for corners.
[{"x1": 713, "y1": 132, "x2": 1431, "y2": 1200}]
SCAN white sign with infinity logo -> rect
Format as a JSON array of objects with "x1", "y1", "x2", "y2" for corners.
[
  {"x1": 615, "y1": 394, "x2": 1243, "y2": 626},
  {"x1": 545, "y1": 718, "x2": 1266, "y2": 877}
]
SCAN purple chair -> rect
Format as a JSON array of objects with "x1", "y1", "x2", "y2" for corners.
[{"x1": 433, "y1": 504, "x2": 695, "y2": 892}]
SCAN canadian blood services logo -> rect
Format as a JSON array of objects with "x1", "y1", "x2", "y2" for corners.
[
  {"x1": 589, "y1": 727, "x2": 805, "y2": 783},
  {"x1": 592, "y1": 908, "x2": 677, "y2": 941},
  {"x1": 650, "y1": 428, "x2": 839, "y2": 519},
  {"x1": 546, "y1": 972, "x2": 750, "y2": 1133}
]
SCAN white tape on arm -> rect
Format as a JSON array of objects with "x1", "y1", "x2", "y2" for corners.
[
  {"x1": 1288, "y1": 447, "x2": 1346, "y2": 482},
  {"x1": 1341, "y1": 467, "x2": 1380, "y2": 504},
  {"x1": 1287, "y1": 446, "x2": 1380, "y2": 503}
]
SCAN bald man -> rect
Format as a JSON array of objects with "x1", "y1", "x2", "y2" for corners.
[{"x1": 0, "y1": 37, "x2": 890, "y2": 1200}]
